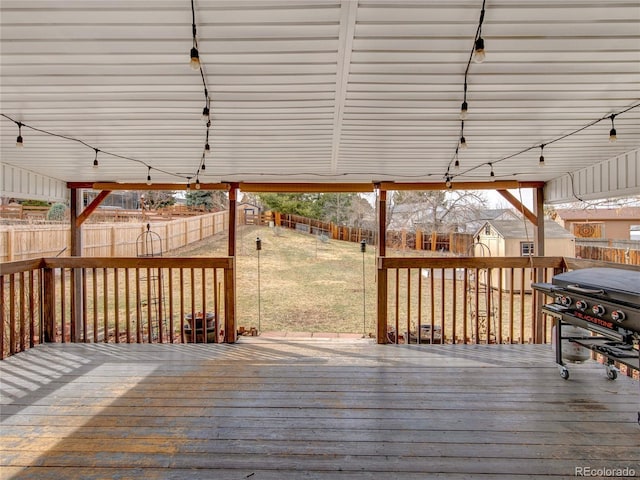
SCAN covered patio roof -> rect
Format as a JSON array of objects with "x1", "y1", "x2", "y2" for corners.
[{"x1": 1, "y1": 0, "x2": 639, "y2": 199}]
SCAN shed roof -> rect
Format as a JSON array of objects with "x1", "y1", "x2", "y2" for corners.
[{"x1": 477, "y1": 219, "x2": 574, "y2": 239}]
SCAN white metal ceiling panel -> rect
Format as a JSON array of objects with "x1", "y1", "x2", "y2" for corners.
[{"x1": 0, "y1": 0, "x2": 638, "y2": 191}]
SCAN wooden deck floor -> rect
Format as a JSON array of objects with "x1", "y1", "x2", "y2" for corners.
[{"x1": 1, "y1": 339, "x2": 639, "y2": 479}]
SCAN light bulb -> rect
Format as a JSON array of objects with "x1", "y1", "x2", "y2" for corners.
[
  {"x1": 454, "y1": 159, "x2": 460, "y2": 172},
  {"x1": 201, "y1": 161, "x2": 206, "y2": 171},
  {"x1": 489, "y1": 163, "x2": 495, "y2": 177},
  {"x1": 445, "y1": 177, "x2": 452, "y2": 189},
  {"x1": 459, "y1": 136, "x2": 467, "y2": 150},
  {"x1": 459, "y1": 101, "x2": 468, "y2": 120},
  {"x1": 16, "y1": 123, "x2": 23, "y2": 148},
  {"x1": 202, "y1": 105, "x2": 209, "y2": 119},
  {"x1": 609, "y1": 114, "x2": 617, "y2": 142},
  {"x1": 93, "y1": 149, "x2": 99, "y2": 168},
  {"x1": 473, "y1": 37, "x2": 485, "y2": 63},
  {"x1": 538, "y1": 145, "x2": 545, "y2": 167},
  {"x1": 190, "y1": 47, "x2": 200, "y2": 70},
  {"x1": 146, "y1": 167, "x2": 152, "y2": 185},
  {"x1": 205, "y1": 143, "x2": 210, "y2": 156},
  {"x1": 195, "y1": 178, "x2": 201, "y2": 190}
]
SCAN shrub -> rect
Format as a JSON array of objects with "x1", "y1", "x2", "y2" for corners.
[{"x1": 47, "y1": 203, "x2": 67, "y2": 221}]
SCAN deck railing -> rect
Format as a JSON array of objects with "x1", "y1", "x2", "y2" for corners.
[
  {"x1": 377, "y1": 256, "x2": 566, "y2": 345},
  {"x1": 1, "y1": 257, "x2": 233, "y2": 359}
]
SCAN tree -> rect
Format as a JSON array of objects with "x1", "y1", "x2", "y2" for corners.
[
  {"x1": 387, "y1": 190, "x2": 487, "y2": 233},
  {"x1": 186, "y1": 190, "x2": 228, "y2": 211},
  {"x1": 141, "y1": 191, "x2": 175, "y2": 210},
  {"x1": 255, "y1": 192, "x2": 368, "y2": 224},
  {"x1": 256, "y1": 193, "x2": 324, "y2": 219}
]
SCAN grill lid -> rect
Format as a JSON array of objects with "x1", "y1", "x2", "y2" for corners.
[{"x1": 552, "y1": 268, "x2": 640, "y2": 306}]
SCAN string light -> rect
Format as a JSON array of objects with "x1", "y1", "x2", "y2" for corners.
[
  {"x1": 205, "y1": 123, "x2": 211, "y2": 156},
  {"x1": 195, "y1": 176, "x2": 201, "y2": 190},
  {"x1": 190, "y1": 47, "x2": 200, "y2": 70},
  {"x1": 538, "y1": 144, "x2": 545, "y2": 167},
  {"x1": 189, "y1": 0, "x2": 200, "y2": 70},
  {"x1": 16, "y1": 122, "x2": 23, "y2": 148},
  {"x1": 453, "y1": 146, "x2": 460, "y2": 172},
  {"x1": 146, "y1": 166, "x2": 152, "y2": 185},
  {"x1": 459, "y1": 121, "x2": 468, "y2": 150},
  {"x1": 445, "y1": 175, "x2": 452, "y2": 189},
  {"x1": 473, "y1": 37, "x2": 486, "y2": 63},
  {"x1": 202, "y1": 104, "x2": 209, "y2": 119},
  {"x1": 460, "y1": 100, "x2": 468, "y2": 120},
  {"x1": 489, "y1": 163, "x2": 495, "y2": 177},
  {"x1": 186, "y1": 177, "x2": 191, "y2": 191},
  {"x1": 93, "y1": 148, "x2": 99, "y2": 168},
  {"x1": 472, "y1": 1, "x2": 486, "y2": 63},
  {"x1": 609, "y1": 114, "x2": 617, "y2": 142}
]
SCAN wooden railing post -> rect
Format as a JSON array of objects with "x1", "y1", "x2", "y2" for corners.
[
  {"x1": 377, "y1": 259, "x2": 388, "y2": 344},
  {"x1": 377, "y1": 188, "x2": 388, "y2": 343},
  {"x1": 225, "y1": 183, "x2": 238, "y2": 343},
  {"x1": 533, "y1": 186, "x2": 545, "y2": 343},
  {"x1": 42, "y1": 266, "x2": 56, "y2": 343}
]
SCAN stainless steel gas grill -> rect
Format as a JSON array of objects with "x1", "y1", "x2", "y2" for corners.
[
  {"x1": 533, "y1": 267, "x2": 640, "y2": 424},
  {"x1": 533, "y1": 267, "x2": 639, "y2": 376}
]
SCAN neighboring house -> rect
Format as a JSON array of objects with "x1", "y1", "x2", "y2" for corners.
[
  {"x1": 463, "y1": 208, "x2": 520, "y2": 235},
  {"x1": 473, "y1": 219, "x2": 575, "y2": 292},
  {"x1": 553, "y1": 207, "x2": 640, "y2": 240},
  {"x1": 389, "y1": 205, "x2": 519, "y2": 234}
]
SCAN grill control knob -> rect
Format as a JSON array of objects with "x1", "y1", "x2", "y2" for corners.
[
  {"x1": 592, "y1": 304, "x2": 605, "y2": 316},
  {"x1": 575, "y1": 300, "x2": 588, "y2": 311},
  {"x1": 560, "y1": 296, "x2": 572, "y2": 307},
  {"x1": 611, "y1": 310, "x2": 626, "y2": 323}
]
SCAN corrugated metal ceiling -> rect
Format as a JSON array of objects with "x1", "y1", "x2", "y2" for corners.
[{"x1": 1, "y1": 0, "x2": 639, "y2": 187}]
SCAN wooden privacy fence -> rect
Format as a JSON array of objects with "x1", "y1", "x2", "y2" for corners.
[
  {"x1": 1, "y1": 257, "x2": 233, "y2": 359},
  {"x1": 272, "y1": 213, "x2": 473, "y2": 254},
  {"x1": 378, "y1": 256, "x2": 566, "y2": 346},
  {"x1": 0, "y1": 211, "x2": 228, "y2": 262},
  {"x1": 575, "y1": 240, "x2": 640, "y2": 265}
]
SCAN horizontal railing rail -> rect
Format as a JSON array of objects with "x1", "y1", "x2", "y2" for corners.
[
  {"x1": 377, "y1": 256, "x2": 566, "y2": 345},
  {"x1": 1, "y1": 256, "x2": 234, "y2": 359}
]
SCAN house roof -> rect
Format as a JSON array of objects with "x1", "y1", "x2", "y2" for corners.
[
  {"x1": 1, "y1": 0, "x2": 639, "y2": 187},
  {"x1": 554, "y1": 207, "x2": 640, "y2": 221},
  {"x1": 477, "y1": 219, "x2": 574, "y2": 239}
]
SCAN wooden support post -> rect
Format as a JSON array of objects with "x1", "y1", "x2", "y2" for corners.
[
  {"x1": 431, "y1": 232, "x2": 437, "y2": 251},
  {"x1": 70, "y1": 188, "x2": 83, "y2": 342},
  {"x1": 415, "y1": 230, "x2": 422, "y2": 251},
  {"x1": 225, "y1": 183, "x2": 238, "y2": 343},
  {"x1": 377, "y1": 189, "x2": 387, "y2": 343},
  {"x1": 43, "y1": 267, "x2": 55, "y2": 342},
  {"x1": 534, "y1": 186, "x2": 545, "y2": 343}
]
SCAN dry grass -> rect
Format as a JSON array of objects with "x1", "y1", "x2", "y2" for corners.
[
  {"x1": 178, "y1": 225, "x2": 543, "y2": 340},
  {"x1": 179, "y1": 225, "x2": 378, "y2": 335}
]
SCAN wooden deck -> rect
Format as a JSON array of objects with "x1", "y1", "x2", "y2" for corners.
[{"x1": 1, "y1": 339, "x2": 638, "y2": 479}]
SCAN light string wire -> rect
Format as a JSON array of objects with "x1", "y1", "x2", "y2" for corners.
[
  {"x1": 3, "y1": 105, "x2": 638, "y2": 183},
  {"x1": 2, "y1": 0, "x2": 638, "y2": 185},
  {"x1": 446, "y1": 0, "x2": 486, "y2": 178},
  {"x1": 451, "y1": 102, "x2": 640, "y2": 181},
  {"x1": 191, "y1": 0, "x2": 211, "y2": 183},
  {"x1": 1, "y1": 113, "x2": 185, "y2": 181}
]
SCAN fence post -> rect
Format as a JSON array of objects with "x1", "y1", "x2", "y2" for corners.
[{"x1": 415, "y1": 230, "x2": 422, "y2": 251}]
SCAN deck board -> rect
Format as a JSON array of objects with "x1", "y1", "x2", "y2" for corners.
[{"x1": 1, "y1": 340, "x2": 639, "y2": 479}]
